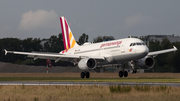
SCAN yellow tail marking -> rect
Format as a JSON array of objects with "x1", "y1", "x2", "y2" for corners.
[
  {"x1": 69, "y1": 32, "x2": 72, "y2": 41},
  {"x1": 71, "y1": 39, "x2": 76, "y2": 48}
]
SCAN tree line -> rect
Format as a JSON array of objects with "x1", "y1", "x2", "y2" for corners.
[
  {"x1": 0, "y1": 33, "x2": 179, "y2": 72},
  {"x1": 146, "y1": 38, "x2": 180, "y2": 73}
]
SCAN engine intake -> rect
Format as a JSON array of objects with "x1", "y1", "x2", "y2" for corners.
[
  {"x1": 78, "y1": 58, "x2": 97, "y2": 70},
  {"x1": 135, "y1": 56, "x2": 155, "y2": 70}
]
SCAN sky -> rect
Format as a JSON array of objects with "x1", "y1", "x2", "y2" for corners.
[{"x1": 1, "y1": 0, "x2": 180, "y2": 41}]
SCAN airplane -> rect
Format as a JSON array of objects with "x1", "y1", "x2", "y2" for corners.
[{"x1": 4, "y1": 16, "x2": 177, "y2": 78}]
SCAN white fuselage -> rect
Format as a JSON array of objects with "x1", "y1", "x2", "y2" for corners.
[{"x1": 61, "y1": 38, "x2": 149, "y2": 64}]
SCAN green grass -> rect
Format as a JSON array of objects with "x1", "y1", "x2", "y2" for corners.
[{"x1": 0, "y1": 77, "x2": 179, "y2": 83}]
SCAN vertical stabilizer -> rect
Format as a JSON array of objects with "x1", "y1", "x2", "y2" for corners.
[{"x1": 60, "y1": 17, "x2": 79, "y2": 51}]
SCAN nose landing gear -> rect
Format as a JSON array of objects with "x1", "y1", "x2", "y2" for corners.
[{"x1": 132, "y1": 69, "x2": 137, "y2": 73}]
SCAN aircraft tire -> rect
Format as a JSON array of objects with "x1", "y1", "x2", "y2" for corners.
[
  {"x1": 81, "y1": 72, "x2": 85, "y2": 78},
  {"x1": 86, "y1": 72, "x2": 90, "y2": 78},
  {"x1": 119, "y1": 71, "x2": 124, "y2": 77},
  {"x1": 124, "y1": 71, "x2": 128, "y2": 77}
]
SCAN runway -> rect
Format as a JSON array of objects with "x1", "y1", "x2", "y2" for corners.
[{"x1": 0, "y1": 81, "x2": 180, "y2": 87}]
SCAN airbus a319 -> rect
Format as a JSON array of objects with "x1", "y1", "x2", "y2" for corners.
[{"x1": 5, "y1": 17, "x2": 177, "y2": 78}]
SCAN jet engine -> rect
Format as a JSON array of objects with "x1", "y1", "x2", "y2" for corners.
[
  {"x1": 135, "y1": 56, "x2": 155, "y2": 70},
  {"x1": 78, "y1": 58, "x2": 97, "y2": 70}
]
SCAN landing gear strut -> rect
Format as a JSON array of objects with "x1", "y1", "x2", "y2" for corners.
[
  {"x1": 118, "y1": 71, "x2": 128, "y2": 77},
  {"x1": 81, "y1": 72, "x2": 90, "y2": 78},
  {"x1": 132, "y1": 70, "x2": 137, "y2": 73}
]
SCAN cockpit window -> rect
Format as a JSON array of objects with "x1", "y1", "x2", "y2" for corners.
[
  {"x1": 142, "y1": 42, "x2": 145, "y2": 45},
  {"x1": 130, "y1": 42, "x2": 146, "y2": 46},
  {"x1": 133, "y1": 43, "x2": 136, "y2": 46},
  {"x1": 137, "y1": 43, "x2": 142, "y2": 45}
]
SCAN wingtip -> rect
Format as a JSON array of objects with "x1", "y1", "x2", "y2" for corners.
[
  {"x1": 4, "y1": 49, "x2": 7, "y2": 55},
  {"x1": 173, "y1": 46, "x2": 177, "y2": 51}
]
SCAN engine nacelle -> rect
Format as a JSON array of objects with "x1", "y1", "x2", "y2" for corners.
[
  {"x1": 78, "y1": 58, "x2": 97, "y2": 70},
  {"x1": 135, "y1": 56, "x2": 155, "y2": 70}
]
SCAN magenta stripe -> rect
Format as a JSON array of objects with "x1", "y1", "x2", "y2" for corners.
[
  {"x1": 60, "y1": 17, "x2": 66, "y2": 50},
  {"x1": 64, "y1": 19, "x2": 70, "y2": 49}
]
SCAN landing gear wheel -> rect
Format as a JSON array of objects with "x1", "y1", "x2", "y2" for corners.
[
  {"x1": 81, "y1": 72, "x2": 85, "y2": 78},
  {"x1": 124, "y1": 71, "x2": 128, "y2": 77},
  {"x1": 119, "y1": 71, "x2": 124, "y2": 77},
  {"x1": 86, "y1": 72, "x2": 90, "y2": 78}
]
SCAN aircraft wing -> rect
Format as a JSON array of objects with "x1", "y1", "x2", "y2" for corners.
[
  {"x1": 4, "y1": 49, "x2": 105, "y2": 62},
  {"x1": 147, "y1": 46, "x2": 177, "y2": 56}
]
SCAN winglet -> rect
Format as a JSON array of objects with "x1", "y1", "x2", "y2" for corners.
[
  {"x1": 4, "y1": 49, "x2": 8, "y2": 55},
  {"x1": 173, "y1": 46, "x2": 177, "y2": 51}
]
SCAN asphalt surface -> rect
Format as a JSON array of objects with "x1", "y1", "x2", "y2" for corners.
[{"x1": 0, "y1": 81, "x2": 180, "y2": 87}]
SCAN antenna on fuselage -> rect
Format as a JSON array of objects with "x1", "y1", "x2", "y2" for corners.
[{"x1": 128, "y1": 35, "x2": 132, "y2": 38}]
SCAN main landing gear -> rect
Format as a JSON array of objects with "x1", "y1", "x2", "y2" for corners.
[
  {"x1": 119, "y1": 71, "x2": 128, "y2": 77},
  {"x1": 81, "y1": 72, "x2": 90, "y2": 78}
]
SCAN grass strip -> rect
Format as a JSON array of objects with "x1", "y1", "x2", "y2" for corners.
[{"x1": 0, "y1": 77, "x2": 179, "y2": 82}]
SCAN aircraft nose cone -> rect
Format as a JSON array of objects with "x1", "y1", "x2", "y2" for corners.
[
  {"x1": 131, "y1": 46, "x2": 149, "y2": 59},
  {"x1": 141, "y1": 46, "x2": 149, "y2": 55},
  {"x1": 135, "y1": 46, "x2": 149, "y2": 57}
]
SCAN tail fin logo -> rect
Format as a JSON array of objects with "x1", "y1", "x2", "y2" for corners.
[{"x1": 60, "y1": 17, "x2": 79, "y2": 53}]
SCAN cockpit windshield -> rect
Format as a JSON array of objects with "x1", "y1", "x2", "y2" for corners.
[
  {"x1": 136, "y1": 43, "x2": 142, "y2": 45},
  {"x1": 130, "y1": 42, "x2": 145, "y2": 46}
]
